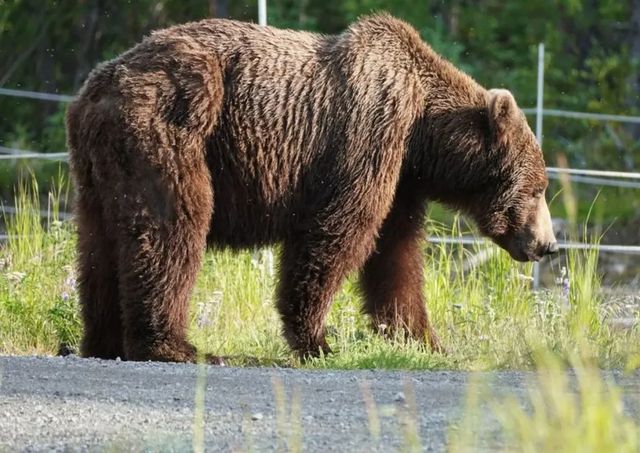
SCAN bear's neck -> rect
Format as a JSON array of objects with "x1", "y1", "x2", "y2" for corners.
[{"x1": 405, "y1": 63, "x2": 496, "y2": 210}]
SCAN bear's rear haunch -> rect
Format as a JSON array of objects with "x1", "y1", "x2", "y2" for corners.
[{"x1": 66, "y1": 14, "x2": 557, "y2": 363}]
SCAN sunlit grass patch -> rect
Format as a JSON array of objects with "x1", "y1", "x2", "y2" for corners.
[
  {"x1": 0, "y1": 173, "x2": 80, "y2": 354},
  {"x1": 0, "y1": 180, "x2": 638, "y2": 371}
]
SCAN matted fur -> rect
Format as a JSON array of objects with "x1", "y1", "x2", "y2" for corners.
[{"x1": 66, "y1": 14, "x2": 549, "y2": 362}]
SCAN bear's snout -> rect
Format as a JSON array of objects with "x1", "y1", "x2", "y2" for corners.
[
  {"x1": 518, "y1": 193, "x2": 557, "y2": 262},
  {"x1": 529, "y1": 193, "x2": 557, "y2": 260},
  {"x1": 530, "y1": 239, "x2": 559, "y2": 261},
  {"x1": 492, "y1": 193, "x2": 557, "y2": 263},
  {"x1": 543, "y1": 241, "x2": 559, "y2": 256},
  {"x1": 503, "y1": 236, "x2": 557, "y2": 263}
]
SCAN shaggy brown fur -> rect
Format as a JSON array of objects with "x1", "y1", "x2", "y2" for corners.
[{"x1": 66, "y1": 14, "x2": 554, "y2": 362}]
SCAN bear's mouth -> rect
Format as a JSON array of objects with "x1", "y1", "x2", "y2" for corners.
[
  {"x1": 492, "y1": 235, "x2": 542, "y2": 262},
  {"x1": 507, "y1": 247, "x2": 541, "y2": 263},
  {"x1": 507, "y1": 250, "x2": 542, "y2": 263}
]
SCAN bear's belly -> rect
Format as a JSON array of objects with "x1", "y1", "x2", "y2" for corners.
[
  {"x1": 203, "y1": 71, "x2": 347, "y2": 250},
  {"x1": 206, "y1": 196, "x2": 291, "y2": 249},
  {"x1": 205, "y1": 161, "x2": 306, "y2": 250}
]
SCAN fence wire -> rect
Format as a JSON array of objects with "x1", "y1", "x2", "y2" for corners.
[
  {"x1": 426, "y1": 236, "x2": 640, "y2": 255},
  {"x1": 3, "y1": 86, "x2": 640, "y2": 123},
  {"x1": 0, "y1": 87, "x2": 74, "y2": 103}
]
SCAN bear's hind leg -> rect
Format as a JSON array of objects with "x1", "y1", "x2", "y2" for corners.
[
  {"x1": 360, "y1": 198, "x2": 444, "y2": 353},
  {"x1": 76, "y1": 192, "x2": 124, "y2": 359},
  {"x1": 116, "y1": 157, "x2": 214, "y2": 363}
]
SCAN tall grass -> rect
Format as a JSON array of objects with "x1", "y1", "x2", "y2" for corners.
[
  {"x1": 0, "y1": 173, "x2": 79, "y2": 354},
  {"x1": 449, "y1": 353, "x2": 640, "y2": 452},
  {"x1": 0, "y1": 179, "x2": 637, "y2": 370}
]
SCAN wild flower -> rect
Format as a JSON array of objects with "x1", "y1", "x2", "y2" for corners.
[
  {"x1": 64, "y1": 275, "x2": 77, "y2": 291},
  {"x1": 251, "y1": 251, "x2": 260, "y2": 269},
  {"x1": 555, "y1": 266, "x2": 571, "y2": 309},
  {"x1": 196, "y1": 290, "x2": 223, "y2": 328},
  {"x1": 60, "y1": 266, "x2": 77, "y2": 302},
  {"x1": 562, "y1": 276, "x2": 570, "y2": 298},
  {"x1": 5, "y1": 271, "x2": 26, "y2": 284},
  {"x1": 196, "y1": 301, "x2": 213, "y2": 328},
  {"x1": 49, "y1": 220, "x2": 63, "y2": 232},
  {"x1": 0, "y1": 256, "x2": 11, "y2": 271},
  {"x1": 252, "y1": 248, "x2": 276, "y2": 278}
]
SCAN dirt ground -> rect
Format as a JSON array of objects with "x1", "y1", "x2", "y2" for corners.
[{"x1": 1, "y1": 355, "x2": 639, "y2": 451}]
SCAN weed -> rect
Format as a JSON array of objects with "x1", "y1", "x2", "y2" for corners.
[{"x1": 450, "y1": 352, "x2": 640, "y2": 452}]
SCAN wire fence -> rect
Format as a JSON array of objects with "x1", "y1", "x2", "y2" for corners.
[
  {"x1": 0, "y1": 87, "x2": 74, "y2": 103},
  {"x1": 521, "y1": 107, "x2": 640, "y2": 124},
  {"x1": 1, "y1": 86, "x2": 639, "y2": 185},
  {"x1": 0, "y1": 206, "x2": 73, "y2": 220},
  {"x1": 4, "y1": 87, "x2": 640, "y2": 123},
  {"x1": 0, "y1": 146, "x2": 68, "y2": 160},
  {"x1": 1, "y1": 202, "x2": 638, "y2": 257},
  {"x1": 4, "y1": 148, "x2": 640, "y2": 191},
  {"x1": 427, "y1": 236, "x2": 640, "y2": 255}
]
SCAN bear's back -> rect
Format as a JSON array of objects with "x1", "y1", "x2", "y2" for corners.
[{"x1": 72, "y1": 16, "x2": 439, "y2": 249}]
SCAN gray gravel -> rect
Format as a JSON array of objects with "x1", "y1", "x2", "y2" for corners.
[{"x1": 1, "y1": 355, "x2": 639, "y2": 452}]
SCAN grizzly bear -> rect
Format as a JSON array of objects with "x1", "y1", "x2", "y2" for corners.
[{"x1": 66, "y1": 14, "x2": 557, "y2": 363}]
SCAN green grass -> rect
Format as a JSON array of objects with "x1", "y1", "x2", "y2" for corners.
[
  {"x1": 1, "y1": 179, "x2": 638, "y2": 371},
  {"x1": 0, "y1": 174, "x2": 80, "y2": 354},
  {"x1": 449, "y1": 352, "x2": 640, "y2": 452}
]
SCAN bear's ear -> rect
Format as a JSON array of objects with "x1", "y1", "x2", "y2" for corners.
[{"x1": 487, "y1": 89, "x2": 518, "y2": 137}]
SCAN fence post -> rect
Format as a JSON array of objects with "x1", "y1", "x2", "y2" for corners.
[
  {"x1": 532, "y1": 42, "x2": 545, "y2": 290},
  {"x1": 256, "y1": 0, "x2": 274, "y2": 277},
  {"x1": 536, "y1": 43, "x2": 545, "y2": 144},
  {"x1": 258, "y1": 0, "x2": 267, "y2": 26}
]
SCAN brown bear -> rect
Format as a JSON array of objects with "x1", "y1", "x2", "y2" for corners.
[{"x1": 66, "y1": 14, "x2": 557, "y2": 363}]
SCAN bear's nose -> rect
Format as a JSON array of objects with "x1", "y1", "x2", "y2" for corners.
[{"x1": 544, "y1": 242, "x2": 559, "y2": 255}]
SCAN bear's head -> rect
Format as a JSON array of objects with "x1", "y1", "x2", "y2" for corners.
[{"x1": 470, "y1": 89, "x2": 558, "y2": 262}]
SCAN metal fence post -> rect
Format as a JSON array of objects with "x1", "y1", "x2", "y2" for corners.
[
  {"x1": 256, "y1": 0, "x2": 274, "y2": 276},
  {"x1": 258, "y1": 0, "x2": 267, "y2": 26},
  {"x1": 533, "y1": 42, "x2": 545, "y2": 290}
]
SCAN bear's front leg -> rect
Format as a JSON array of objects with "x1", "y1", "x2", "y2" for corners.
[
  {"x1": 277, "y1": 227, "x2": 377, "y2": 359},
  {"x1": 360, "y1": 195, "x2": 444, "y2": 353}
]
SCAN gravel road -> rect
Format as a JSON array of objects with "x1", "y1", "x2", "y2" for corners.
[{"x1": 1, "y1": 355, "x2": 639, "y2": 452}]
